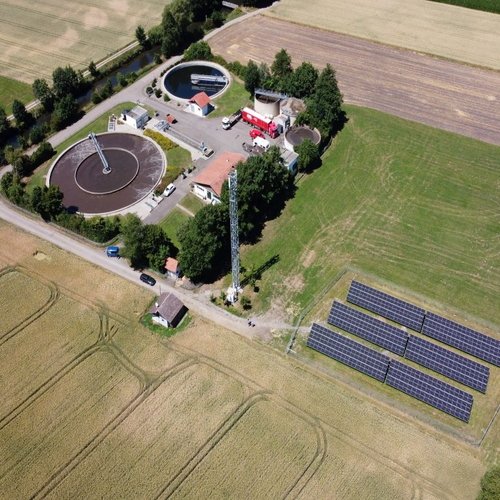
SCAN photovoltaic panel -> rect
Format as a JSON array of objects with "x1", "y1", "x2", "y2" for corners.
[
  {"x1": 422, "y1": 313, "x2": 500, "y2": 367},
  {"x1": 385, "y1": 360, "x2": 473, "y2": 422},
  {"x1": 328, "y1": 301, "x2": 408, "y2": 355},
  {"x1": 347, "y1": 281, "x2": 426, "y2": 331},
  {"x1": 307, "y1": 323, "x2": 390, "y2": 382},
  {"x1": 405, "y1": 336, "x2": 489, "y2": 393}
]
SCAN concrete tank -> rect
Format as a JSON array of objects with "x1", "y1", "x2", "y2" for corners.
[
  {"x1": 254, "y1": 93, "x2": 280, "y2": 118},
  {"x1": 284, "y1": 126, "x2": 321, "y2": 152},
  {"x1": 280, "y1": 97, "x2": 306, "y2": 126}
]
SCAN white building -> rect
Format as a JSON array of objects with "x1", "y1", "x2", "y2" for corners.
[
  {"x1": 188, "y1": 92, "x2": 211, "y2": 117},
  {"x1": 192, "y1": 152, "x2": 245, "y2": 204},
  {"x1": 122, "y1": 105, "x2": 149, "y2": 129},
  {"x1": 149, "y1": 292, "x2": 187, "y2": 328}
]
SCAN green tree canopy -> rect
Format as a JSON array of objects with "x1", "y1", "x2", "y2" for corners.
[
  {"x1": 161, "y1": 9, "x2": 181, "y2": 58},
  {"x1": 135, "y1": 25, "x2": 149, "y2": 48},
  {"x1": 52, "y1": 66, "x2": 82, "y2": 99},
  {"x1": 178, "y1": 204, "x2": 230, "y2": 283},
  {"x1": 0, "y1": 106, "x2": 10, "y2": 145},
  {"x1": 296, "y1": 138, "x2": 321, "y2": 172},
  {"x1": 12, "y1": 100, "x2": 32, "y2": 130},
  {"x1": 183, "y1": 41, "x2": 213, "y2": 61},
  {"x1": 88, "y1": 61, "x2": 99, "y2": 78},
  {"x1": 32, "y1": 79, "x2": 54, "y2": 112},
  {"x1": 477, "y1": 466, "x2": 500, "y2": 500},
  {"x1": 305, "y1": 64, "x2": 344, "y2": 137},
  {"x1": 51, "y1": 95, "x2": 79, "y2": 130},
  {"x1": 290, "y1": 62, "x2": 318, "y2": 99},
  {"x1": 244, "y1": 60, "x2": 261, "y2": 96}
]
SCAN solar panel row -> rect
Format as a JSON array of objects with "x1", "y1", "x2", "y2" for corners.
[
  {"x1": 422, "y1": 313, "x2": 500, "y2": 367},
  {"x1": 347, "y1": 281, "x2": 425, "y2": 331},
  {"x1": 405, "y1": 336, "x2": 489, "y2": 393},
  {"x1": 328, "y1": 301, "x2": 409, "y2": 355},
  {"x1": 385, "y1": 360, "x2": 473, "y2": 422},
  {"x1": 307, "y1": 323, "x2": 390, "y2": 382}
]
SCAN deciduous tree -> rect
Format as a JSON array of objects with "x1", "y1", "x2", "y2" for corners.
[
  {"x1": 12, "y1": 100, "x2": 32, "y2": 130},
  {"x1": 32, "y1": 79, "x2": 54, "y2": 112},
  {"x1": 244, "y1": 60, "x2": 260, "y2": 96},
  {"x1": 296, "y1": 138, "x2": 321, "y2": 172},
  {"x1": 135, "y1": 25, "x2": 149, "y2": 48},
  {"x1": 52, "y1": 66, "x2": 82, "y2": 99},
  {"x1": 290, "y1": 62, "x2": 318, "y2": 99}
]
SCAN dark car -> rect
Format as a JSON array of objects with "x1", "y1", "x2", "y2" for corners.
[{"x1": 140, "y1": 273, "x2": 156, "y2": 286}]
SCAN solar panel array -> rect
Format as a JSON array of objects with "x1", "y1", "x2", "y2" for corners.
[
  {"x1": 328, "y1": 301, "x2": 409, "y2": 355},
  {"x1": 385, "y1": 360, "x2": 473, "y2": 422},
  {"x1": 405, "y1": 336, "x2": 489, "y2": 393},
  {"x1": 422, "y1": 313, "x2": 500, "y2": 367},
  {"x1": 347, "y1": 281, "x2": 426, "y2": 331},
  {"x1": 307, "y1": 323, "x2": 390, "y2": 382}
]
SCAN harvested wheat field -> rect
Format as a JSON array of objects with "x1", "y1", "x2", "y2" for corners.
[
  {"x1": 209, "y1": 15, "x2": 500, "y2": 145},
  {"x1": 0, "y1": 221, "x2": 494, "y2": 499},
  {"x1": 0, "y1": 0, "x2": 169, "y2": 83},
  {"x1": 267, "y1": 0, "x2": 500, "y2": 70}
]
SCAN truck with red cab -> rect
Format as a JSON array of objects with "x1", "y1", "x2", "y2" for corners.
[{"x1": 241, "y1": 107, "x2": 278, "y2": 138}]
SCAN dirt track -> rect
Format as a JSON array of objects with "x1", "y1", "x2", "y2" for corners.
[{"x1": 209, "y1": 16, "x2": 500, "y2": 146}]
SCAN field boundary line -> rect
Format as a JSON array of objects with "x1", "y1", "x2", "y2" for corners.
[
  {"x1": 32, "y1": 356, "x2": 198, "y2": 499},
  {"x1": 156, "y1": 391, "x2": 270, "y2": 499}
]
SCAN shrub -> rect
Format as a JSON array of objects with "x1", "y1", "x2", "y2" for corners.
[
  {"x1": 143, "y1": 129, "x2": 176, "y2": 151},
  {"x1": 155, "y1": 89, "x2": 162, "y2": 98},
  {"x1": 163, "y1": 94, "x2": 170, "y2": 102}
]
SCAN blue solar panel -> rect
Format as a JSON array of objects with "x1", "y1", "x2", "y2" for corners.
[
  {"x1": 347, "y1": 281, "x2": 426, "y2": 331},
  {"x1": 422, "y1": 313, "x2": 500, "y2": 367},
  {"x1": 385, "y1": 360, "x2": 473, "y2": 422},
  {"x1": 405, "y1": 336, "x2": 489, "y2": 393},
  {"x1": 307, "y1": 323, "x2": 390, "y2": 382},
  {"x1": 328, "y1": 301, "x2": 409, "y2": 355}
]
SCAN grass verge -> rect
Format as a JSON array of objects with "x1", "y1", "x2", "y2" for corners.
[
  {"x1": 178, "y1": 193, "x2": 204, "y2": 215},
  {"x1": 241, "y1": 104, "x2": 500, "y2": 326},
  {"x1": 159, "y1": 208, "x2": 190, "y2": 248},
  {"x1": 210, "y1": 76, "x2": 251, "y2": 118},
  {"x1": 0, "y1": 76, "x2": 34, "y2": 115}
]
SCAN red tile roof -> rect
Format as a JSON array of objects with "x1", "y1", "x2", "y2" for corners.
[
  {"x1": 165, "y1": 257, "x2": 180, "y2": 273},
  {"x1": 193, "y1": 152, "x2": 245, "y2": 197},
  {"x1": 190, "y1": 91, "x2": 211, "y2": 108}
]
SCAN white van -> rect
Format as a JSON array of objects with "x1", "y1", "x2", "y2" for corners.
[{"x1": 252, "y1": 136, "x2": 270, "y2": 151}]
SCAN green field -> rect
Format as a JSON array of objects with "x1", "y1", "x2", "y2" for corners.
[
  {"x1": 159, "y1": 208, "x2": 190, "y2": 249},
  {"x1": 430, "y1": 0, "x2": 500, "y2": 14},
  {"x1": 211, "y1": 76, "x2": 251, "y2": 118},
  {"x1": 0, "y1": 76, "x2": 34, "y2": 115},
  {"x1": 242, "y1": 105, "x2": 500, "y2": 326},
  {"x1": 178, "y1": 193, "x2": 205, "y2": 215}
]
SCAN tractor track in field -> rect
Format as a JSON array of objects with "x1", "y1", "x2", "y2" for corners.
[
  {"x1": 209, "y1": 15, "x2": 500, "y2": 146},
  {"x1": 0, "y1": 267, "x2": 59, "y2": 344}
]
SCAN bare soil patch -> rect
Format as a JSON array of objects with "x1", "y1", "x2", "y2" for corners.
[
  {"x1": 267, "y1": 0, "x2": 500, "y2": 70},
  {"x1": 209, "y1": 15, "x2": 500, "y2": 145}
]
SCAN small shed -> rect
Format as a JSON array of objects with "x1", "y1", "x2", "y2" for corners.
[
  {"x1": 150, "y1": 292, "x2": 187, "y2": 328},
  {"x1": 122, "y1": 105, "x2": 149, "y2": 129},
  {"x1": 165, "y1": 257, "x2": 181, "y2": 279},
  {"x1": 280, "y1": 149, "x2": 299, "y2": 175},
  {"x1": 188, "y1": 92, "x2": 211, "y2": 117}
]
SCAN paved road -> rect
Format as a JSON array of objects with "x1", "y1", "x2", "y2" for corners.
[
  {"x1": 0, "y1": 197, "x2": 278, "y2": 341},
  {"x1": 209, "y1": 15, "x2": 500, "y2": 146}
]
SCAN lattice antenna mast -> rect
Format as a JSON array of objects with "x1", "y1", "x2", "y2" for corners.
[
  {"x1": 88, "y1": 132, "x2": 111, "y2": 174},
  {"x1": 228, "y1": 169, "x2": 241, "y2": 302}
]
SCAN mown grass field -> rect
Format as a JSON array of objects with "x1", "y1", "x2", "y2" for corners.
[
  {"x1": 159, "y1": 208, "x2": 190, "y2": 249},
  {"x1": 211, "y1": 76, "x2": 251, "y2": 118},
  {"x1": 0, "y1": 76, "x2": 34, "y2": 114},
  {"x1": 0, "y1": 221, "x2": 493, "y2": 499},
  {"x1": 267, "y1": 0, "x2": 500, "y2": 70},
  {"x1": 0, "y1": 0, "x2": 169, "y2": 83},
  {"x1": 242, "y1": 105, "x2": 500, "y2": 329}
]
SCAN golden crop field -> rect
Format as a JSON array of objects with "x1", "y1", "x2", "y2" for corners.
[
  {"x1": 0, "y1": 0, "x2": 169, "y2": 83},
  {"x1": 267, "y1": 0, "x2": 500, "y2": 70},
  {"x1": 0, "y1": 219, "x2": 494, "y2": 499}
]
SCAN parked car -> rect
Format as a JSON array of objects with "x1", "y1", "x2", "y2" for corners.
[
  {"x1": 140, "y1": 273, "x2": 156, "y2": 286},
  {"x1": 162, "y1": 183, "x2": 176, "y2": 197},
  {"x1": 106, "y1": 246, "x2": 120, "y2": 257},
  {"x1": 202, "y1": 146, "x2": 214, "y2": 158},
  {"x1": 249, "y1": 128, "x2": 265, "y2": 140}
]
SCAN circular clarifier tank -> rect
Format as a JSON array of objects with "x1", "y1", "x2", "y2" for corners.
[{"x1": 162, "y1": 61, "x2": 230, "y2": 101}]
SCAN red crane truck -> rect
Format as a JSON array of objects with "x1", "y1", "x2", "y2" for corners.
[{"x1": 241, "y1": 107, "x2": 278, "y2": 138}]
